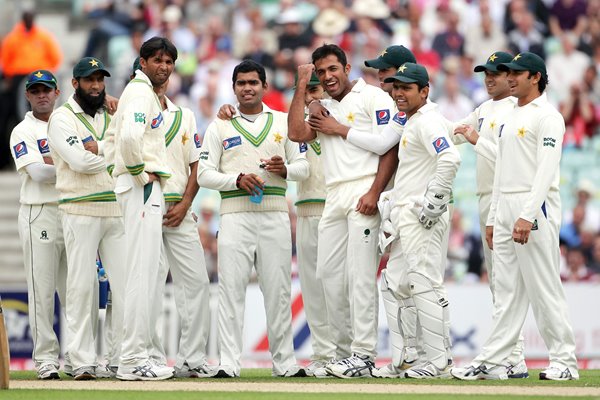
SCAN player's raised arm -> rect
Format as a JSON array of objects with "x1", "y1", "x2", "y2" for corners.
[{"x1": 288, "y1": 64, "x2": 318, "y2": 143}]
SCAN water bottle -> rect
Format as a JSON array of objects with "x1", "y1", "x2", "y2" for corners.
[{"x1": 97, "y1": 259, "x2": 109, "y2": 309}]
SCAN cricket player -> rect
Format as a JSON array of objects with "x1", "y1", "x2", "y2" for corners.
[
  {"x1": 47, "y1": 57, "x2": 125, "y2": 380},
  {"x1": 451, "y1": 52, "x2": 579, "y2": 381},
  {"x1": 151, "y1": 79, "x2": 213, "y2": 378},
  {"x1": 197, "y1": 59, "x2": 309, "y2": 378},
  {"x1": 10, "y1": 70, "x2": 66, "y2": 380},
  {"x1": 110, "y1": 37, "x2": 176, "y2": 381},
  {"x1": 452, "y1": 51, "x2": 528, "y2": 379},
  {"x1": 288, "y1": 44, "x2": 395, "y2": 378},
  {"x1": 364, "y1": 45, "x2": 423, "y2": 379}
]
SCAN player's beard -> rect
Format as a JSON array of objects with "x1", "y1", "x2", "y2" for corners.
[{"x1": 75, "y1": 87, "x2": 106, "y2": 117}]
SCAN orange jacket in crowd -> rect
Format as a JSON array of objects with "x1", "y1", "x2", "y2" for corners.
[{"x1": 0, "y1": 22, "x2": 62, "y2": 77}]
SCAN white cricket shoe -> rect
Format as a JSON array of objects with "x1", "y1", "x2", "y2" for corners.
[
  {"x1": 305, "y1": 360, "x2": 327, "y2": 377},
  {"x1": 506, "y1": 360, "x2": 529, "y2": 379},
  {"x1": 96, "y1": 364, "x2": 117, "y2": 378},
  {"x1": 326, "y1": 354, "x2": 374, "y2": 379},
  {"x1": 277, "y1": 364, "x2": 307, "y2": 377},
  {"x1": 174, "y1": 362, "x2": 217, "y2": 378},
  {"x1": 405, "y1": 360, "x2": 453, "y2": 379},
  {"x1": 372, "y1": 360, "x2": 416, "y2": 378},
  {"x1": 116, "y1": 361, "x2": 174, "y2": 381},
  {"x1": 539, "y1": 366, "x2": 579, "y2": 381},
  {"x1": 213, "y1": 365, "x2": 239, "y2": 378},
  {"x1": 37, "y1": 363, "x2": 60, "y2": 380}
]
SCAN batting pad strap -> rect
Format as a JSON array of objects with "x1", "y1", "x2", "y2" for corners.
[
  {"x1": 404, "y1": 337, "x2": 418, "y2": 348},
  {"x1": 397, "y1": 297, "x2": 416, "y2": 308},
  {"x1": 444, "y1": 337, "x2": 452, "y2": 348}
]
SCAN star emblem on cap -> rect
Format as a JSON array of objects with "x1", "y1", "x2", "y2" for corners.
[
  {"x1": 489, "y1": 54, "x2": 498, "y2": 63},
  {"x1": 513, "y1": 54, "x2": 522, "y2": 61},
  {"x1": 89, "y1": 59, "x2": 99, "y2": 67},
  {"x1": 398, "y1": 64, "x2": 407, "y2": 73},
  {"x1": 34, "y1": 71, "x2": 44, "y2": 78},
  {"x1": 517, "y1": 127, "x2": 526, "y2": 138},
  {"x1": 273, "y1": 132, "x2": 283, "y2": 143},
  {"x1": 379, "y1": 49, "x2": 387, "y2": 58}
]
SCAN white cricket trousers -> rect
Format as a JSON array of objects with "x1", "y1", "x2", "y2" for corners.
[
  {"x1": 149, "y1": 207, "x2": 211, "y2": 369},
  {"x1": 116, "y1": 175, "x2": 164, "y2": 367},
  {"x1": 478, "y1": 192, "x2": 524, "y2": 365},
  {"x1": 317, "y1": 176, "x2": 380, "y2": 359},
  {"x1": 18, "y1": 204, "x2": 67, "y2": 367},
  {"x1": 475, "y1": 191, "x2": 577, "y2": 370},
  {"x1": 296, "y1": 215, "x2": 335, "y2": 362},
  {"x1": 217, "y1": 211, "x2": 297, "y2": 376},
  {"x1": 62, "y1": 212, "x2": 125, "y2": 370},
  {"x1": 385, "y1": 204, "x2": 451, "y2": 369}
]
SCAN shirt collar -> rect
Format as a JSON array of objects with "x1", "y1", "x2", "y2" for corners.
[
  {"x1": 529, "y1": 92, "x2": 548, "y2": 107},
  {"x1": 133, "y1": 69, "x2": 153, "y2": 87},
  {"x1": 416, "y1": 101, "x2": 438, "y2": 115},
  {"x1": 164, "y1": 95, "x2": 179, "y2": 113},
  {"x1": 67, "y1": 94, "x2": 85, "y2": 114},
  {"x1": 233, "y1": 102, "x2": 272, "y2": 119}
]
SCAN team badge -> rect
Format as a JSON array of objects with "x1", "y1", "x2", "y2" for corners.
[
  {"x1": 392, "y1": 111, "x2": 407, "y2": 126},
  {"x1": 432, "y1": 137, "x2": 450, "y2": 153},
  {"x1": 194, "y1": 133, "x2": 202, "y2": 148},
  {"x1": 531, "y1": 219, "x2": 538, "y2": 231},
  {"x1": 66, "y1": 136, "x2": 79, "y2": 146},
  {"x1": 299, "y1": 142, "x2": 308, "y2": 153},
  {"x1": 376, "y1": 109, "x2": 390, "y2": 125},
  {"x1": 13, "y1": 142, "x2": 28, "y2": 158},
  {"x1": 223, "y1": 136, "x2": 242, "y2": 150},
  {"x1": 37, "y1": 138, "x2": 50, "y2": 154},
  {"x1": 151, "y1": 112, "x2": 163, "y2": 129}
]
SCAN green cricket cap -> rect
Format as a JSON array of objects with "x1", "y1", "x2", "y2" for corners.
[
  {"x1": 364, "y1": 45, "x2": 416, "y2": 69},
  {"x1": 25, "y1": 70, "x2": 58, "y2": 90},
  {"x1": 73, "y1": 57, "x2": 111, "y2": 78},
  {"x1": 474, "y1": 51, "x2": 514, "y2": 72},
  {"x1": 383, "y1": 62, "x2": 429, "y2": 86},
  {"x1": 497, "y1": 52, "x2": 547, "y2": 80}
]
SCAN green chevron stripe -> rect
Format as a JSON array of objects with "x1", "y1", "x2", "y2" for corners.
[
  {"x1": 220, "y1": 185, "x2": 286, "y2": 199},
  {"x1": 64, "y1": 103, "x2": 110, "y2": 140},
  {"x1": 59, "y1": 191, "x2": 116, "y2": 204},
  {"x1": 230, "y1": 113, "x2": 273, "y2": 147},
  {"x1": 126, "y1": 164, "x2": 145, "y2": 176},
  {"x1": 165, "y1": 109, "x2": 183, "y2": 147},
  {"x1": 310, "y1": 141, "x2": 321, "y2": 155}
]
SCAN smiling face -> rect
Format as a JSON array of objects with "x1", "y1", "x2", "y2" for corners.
[
  {"x1": 233, "y1": 70, "x2": 267, "y2": 114},
  {"x1": 314, "y1": 54, "x2": 352, "y2": 101},
  {"x1": 304, "y1": 84, "x2": 325, "y2": 107},
  {"x1": 391, "y1": 81, "x2": 428, "y2": 118},
  {"x1": 506, "y1": 69, "x2": 540, "y2": 105},
  {"x1": 141, "y1": 50, "x2": 175, "y2": 87},
  {"x1": 483, "y1": 70, "x2": 510, "y2": 100}
]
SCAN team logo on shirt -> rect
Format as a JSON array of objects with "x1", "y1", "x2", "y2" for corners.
[
  {"x1": 13, "y1": 141, "x2": 28, "y2": 158},
  {"x1": 37, "y1": 138, "x2": 50, "y2": 154},
  {"x1": 151, "y1": 112, "x2": 163, "y2": 129},
  {"x1": 299, "y1": 142, "x2": 308, "y2": 153},
  {"x1": 66, "y1": 136, "x2": 79, "y2": 146},
  {"x1": 194, "y1": 133, "x2": 202, "y2": 148},
  {"x1": 223, "y1": 136, "x2": 242, "y2": 150},
  {"x1": 432, "y1": 137, "x2": 450, "y2": 153},
  {"x1": 134, "y1": 112, "x2": 146, "y2": 124},
  {"x1": 375, "y1": 109, "x2": 390, "y2": 125},
  {"x1": 392, "y1": 111, "x2": 407, "y2": 126}
]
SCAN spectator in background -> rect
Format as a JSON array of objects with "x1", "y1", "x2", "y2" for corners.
[
  {"x1": 431, "y1": 8, "x2": 465, "y2": 60},
  {"x1": 277, "y1": 8, "x2": 313, "y2": 52},
  {"x1": 409, "y1": 27, "x2": 441, "y2": 82},
  {"x1": 435, "y1": 73, "x2": 474, "y2": 122},
  {"x1": 311, "y1": 7, "x2": 351, "y2": 49},
  {"x1": 561, "y1": 247, "x2": 597, "y2": 282},
  {"x1": 563, "y1": 180, "x2": 600, "y2": 233},
  {"x1": 547, "y1": 32, "x2": 590, "y2": 105},
  {"x1": 589, "y1": 236, "x2": 600, "y2": 275},
  {"x1": 503, "y1": 0, "x2": 549, "y2": 37},
  {"x1": 549, "y1": 0, "x2": 588, "y2": 38},
  {"x1": 560, "y1": 204, "x2": 587, "y2": 248},
  {"x1": 0, "y1": 9, "x2": 62, "y2": 170},
  {"x1": 560, "y1": 80, "x2": 599, "y2": 148},
  {"x1": 82, "y1": 1, "x2": 133, "y2": 60},
  {"x1": 464, "y1": 12, "x2": 508, "y2": 68},
  {"x1": 582, "y1": 63, "x2": 600, "y2": 105},
  {"x1": 507, "y1": 10, "x2": 546, "y2": 59}
]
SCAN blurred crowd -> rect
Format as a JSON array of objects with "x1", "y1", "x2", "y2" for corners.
[{"x1": 2, "y1": 0, "x2": 600, "y2": 284}]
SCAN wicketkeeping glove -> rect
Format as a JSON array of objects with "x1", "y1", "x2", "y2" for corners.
[{"x1": 419, "y1": 182, "x2": 451, "y2": 229}]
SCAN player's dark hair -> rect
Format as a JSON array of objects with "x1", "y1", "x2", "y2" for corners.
[
  {"x1": 312, "y1": 44, "x2": 348, "y2": 67},
  {"x1": 140, "y1": 37, "x2": 178, "y2": 62},
  {"x1": 232, "y1": 60, "x2": 267, "y2": 86},
  {"x1": 527, "y1": 71, "x2": 547, "y2": 93}
]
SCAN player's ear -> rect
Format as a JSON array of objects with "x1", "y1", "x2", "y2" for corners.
[{"x1": 72, "y1": 78, "x2": 79, "y2": 90}]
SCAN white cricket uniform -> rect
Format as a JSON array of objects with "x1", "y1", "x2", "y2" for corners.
[
  {"x1": 48, "y1": 96, "x2": 126, "y2": 371},
  {"x1": 295, "y1": 139, "x2": 336, "y2": 362},
  {"x1": 148, "y1": 98, "x2": 211, "y2": 370},
  {"x1": 385, "y1": 102, "x2": 460, "y2": 370},
  {"x1": 475, "y1": 93, "x2": 577, "y2": 371},
  {"x1": 197, "y1": 103, "x2": 309, "y2": 376},
  {"x1": 109, "y1": 70, "x2": 171, "y2": 368},
  {"x1": 453, "y1": 96, "x2": 525, "y2": 365},
  {"x1": 10, "y1": 112, "x2": 67, "y2": 369},
  {"x1": 317, "y1": 78, "x2": 394, "y2": 360}
]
